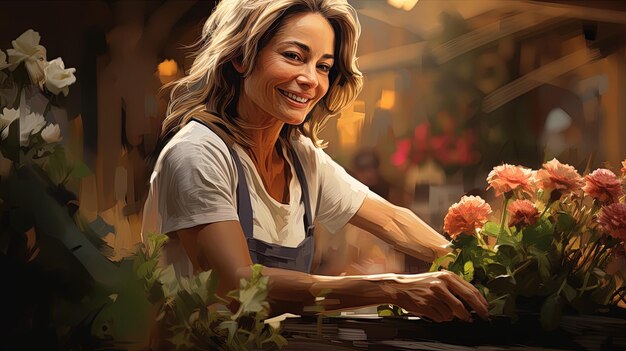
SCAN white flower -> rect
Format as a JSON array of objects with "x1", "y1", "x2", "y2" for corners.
[
  {"x1": 7, "y1": 29, "x2": 47, "y2": 86},
  {"x1": 40, "y1": 123, "x2": 62, "y2": 143},
  {"x1": 0, "y1": 107, "x2": 20, "y2": 139},
  {"x1": 44, "y1": 58, "x2": 76, "y2": 96},
  {"x1": 0, "y1": 50, "x2": 9, "y2": 70},
  {"x1": 19, "y1": 112, "x2": 46, "y2": 146}
]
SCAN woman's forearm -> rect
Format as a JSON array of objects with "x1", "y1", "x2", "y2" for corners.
[
  {"x1": 236, "y1": 265, "x2": 392, "y2": 315},
  {"x1": 236, "y1": 266, "x2": 490, "y2": 321},
  {"x1": 350, "y1": 192, "x2": 451, "y2": 262}
]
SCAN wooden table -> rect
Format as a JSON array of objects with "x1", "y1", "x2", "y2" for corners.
[{"x1": 279, "y1": 311, "x2": 626, "y2": 350}]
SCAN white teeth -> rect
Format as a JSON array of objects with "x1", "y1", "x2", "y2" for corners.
[{"x1": 281, "y1": 89, "x2": 308, "y2": 103}]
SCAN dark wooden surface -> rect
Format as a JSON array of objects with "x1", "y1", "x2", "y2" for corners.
[{"x1": 280, "y1": 311, "x2": 626, "y2": 351}]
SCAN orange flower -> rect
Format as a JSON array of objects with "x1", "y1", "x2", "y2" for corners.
[
  {"x1": 583, "y1": 168, "x2": 623, "y2": 203},
  {"x1": 487, "y1": 164, "x2": 534, "y2": 197},
  {"x1": 598, "y1": 203, "x2": 626, "y2": 241},
  {"x1": 443, "y1": 196, "x2": 492, "y2": 239},
  {"x1": 536, "y1": 159, "x2": 583, "y2": 197},
  {"x1": 507, "y1": 199, "x2": 540, "y2": 227},
  {"x1": 621, "y1": 160, "x2": 626, "y2": 178}
]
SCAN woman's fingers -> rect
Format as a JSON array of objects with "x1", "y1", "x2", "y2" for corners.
[
  {"x1": 442, "y1": 273, "x2": 489, "y2": 319},
  {"x1": 431, "y1": 285, "x2": 472, "y2": 322},
  {"x1": 449, "y1": 272, "x2": 489, "y2": 306},
  {"x1": 404, "y1": 283, "x2": 461, "y2": 322}
]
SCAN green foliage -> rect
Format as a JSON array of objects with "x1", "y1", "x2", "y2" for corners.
[{"x1": 153, "y1": 254, "x2": 286, "y2": 351}]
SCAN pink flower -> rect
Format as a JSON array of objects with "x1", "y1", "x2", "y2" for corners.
[
  {"x1": 487, "y1": 164, "x2": 534, "y2": 197},
  {"x1": 583, "y1": 168, "x2": 623, "y2": 203},
  {"x1": 536, "y1": 159, "x2": 584, "y2": 197},
  {"x1": 444, "y1": 196, "x2": 492, "y2": 239},
  {"x1": 598, "y1": 203, "x2": 626, "y2": 241},
  {"x1": 507, "y1": 199, "x2": 540, "y2": 227}
]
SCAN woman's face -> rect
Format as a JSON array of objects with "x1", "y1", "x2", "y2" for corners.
[{"x1": 235, "y1": 12, "x2": 335, "y2": 126}]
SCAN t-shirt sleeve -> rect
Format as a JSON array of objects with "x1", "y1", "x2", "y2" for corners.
[
  {"x1": 312, "y1": 144, "x2": 369, "y2": 234},
  {"x1": 154, "y1": 138, "x2": 239, "y2": 234}
]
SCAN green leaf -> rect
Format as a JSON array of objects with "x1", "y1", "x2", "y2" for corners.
[
  {"x1": 2, "y1": 119, "x2": 20, "y2": 161},
  {"x1": 561, "y1": 283, "x2": 577, "y2": 302},
  {"x1": 489, "y1": 294, "x2": 516, "y2": 316},
  {"x1": 522, "y1": 217, "x2": 554, "y2": 251},
  {"x1": 556, "y1": 212, "x2": 576, "y2": 233},
  {"x1": 218, "y1": 320, "x2": 238, "y2": 346},
  {"x1": 482, "y1": 221, "x2": 501, "y2": 237},
  {"x1": 136, "y1": 260, "x2": 158, "y2": 279},
  {"x1": 486, "y1": 275, "x2": 516, "y2": 294},
  {"x1": 514, "y1": 261, "x2": 541, "y2": 297},
  {"x1": 495, "y1": 244, "x2": 519, "y2": 265},
  {"x1": 463, "y1": 261, "x2": 475, "y2": 282},
  {"x1": 450, "y1": 234, "x2": 478, "y2": 249},
  {"x1": 429, "y1": 252, "x2": 456, "y2": 272},
  {"x1": 528, "y1": 247, "x2": 551, "y2": 281},
  {"x1": 540, "y1": 294, "x2": 563, "y2": 331}
]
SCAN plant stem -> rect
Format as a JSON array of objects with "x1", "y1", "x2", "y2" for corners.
[
  {"x1": 577, "y1": 240, "x2": 600, "y2": 273},
  {"x1": 539, "y1": 200, "x2": 553, "y2": 219},
  {"x1": 499, "y1": 195, "x2": 511, "y2": 234}
]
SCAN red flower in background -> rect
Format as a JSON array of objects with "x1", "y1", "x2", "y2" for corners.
[
  {"x1": 583, "y1": 168, "x2": 623, "y2": 203},
  {"x1": 392, "y1": 118, "x2": 481, "y2": 169}
]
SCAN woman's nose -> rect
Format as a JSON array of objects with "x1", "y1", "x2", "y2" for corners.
[{"x1": 295, "y1": 64, "x2": 318, "y2": 89}]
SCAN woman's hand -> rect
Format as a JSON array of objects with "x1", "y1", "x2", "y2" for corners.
[{"x1": 380, "y1": 271, "x2": 489, "y2": 322}]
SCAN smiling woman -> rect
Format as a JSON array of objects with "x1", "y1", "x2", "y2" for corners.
[{"x1": 141, "y1": 0, "x2": 489, "y2": 324}]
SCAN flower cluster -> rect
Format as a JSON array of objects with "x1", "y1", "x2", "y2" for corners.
[
  {"x1": 435, "y1": 158, "x2": 626, "y2": 329},
  {"x1": 2, "y1": 29, "x2": 76, "y2": 95},
  {"x1": 0, "y1": 29, "x2": 73, "y2": 169}
]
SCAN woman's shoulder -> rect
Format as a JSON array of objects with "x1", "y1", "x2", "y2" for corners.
[{"x1": 157, "y1": 121, "x2": 234, "y2": 170}]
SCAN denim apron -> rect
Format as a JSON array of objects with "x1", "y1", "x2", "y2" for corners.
[{"x1": 191, "y1": 119, "x2": 315, "y2": 273}]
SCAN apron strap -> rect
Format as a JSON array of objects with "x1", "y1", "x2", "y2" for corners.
[
  {"x1": 285, "y1": 145, "x2": 314, "y2": 235},
  {"x1": 228, "y1": 146, "x2": 255, "y2": 239}
]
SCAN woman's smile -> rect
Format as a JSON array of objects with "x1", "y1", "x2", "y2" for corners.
[{"x1": 278, "y1": 88, "x2": 311, "y2": 106}]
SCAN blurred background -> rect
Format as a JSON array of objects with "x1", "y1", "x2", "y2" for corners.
[{"x1": 2, "y1": 0, "x2": 625, "y2": 275}]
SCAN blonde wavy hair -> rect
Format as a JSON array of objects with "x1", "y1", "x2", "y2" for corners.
[{"x1": 158, "y1": 0, "x2": 363, "y2": 152}]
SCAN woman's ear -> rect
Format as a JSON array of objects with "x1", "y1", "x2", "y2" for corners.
[{"x1": 232, "y1": 56, "x2": 246, "y2": 74}]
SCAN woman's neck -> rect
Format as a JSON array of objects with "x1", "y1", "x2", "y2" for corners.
[{"x1": 237, "y1": 114, "x2": 291, "y2": 204}]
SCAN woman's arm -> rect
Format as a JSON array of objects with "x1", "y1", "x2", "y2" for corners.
[
  {"x1": 349, "y1": 192, "x2": 451, "y2": 262},
  {"x1": 177, "y1": 220, "x2": 488, "y2": 322}
]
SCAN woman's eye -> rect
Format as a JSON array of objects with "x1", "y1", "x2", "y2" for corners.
[
  {"x1": 284, "y1": 52, "x2": 301, "y2": 61},
  {"x1": 317, "y1": 64, "x2": 332, "y2": 73}
]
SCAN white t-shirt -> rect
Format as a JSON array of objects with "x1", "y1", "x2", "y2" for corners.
[{"x1": 141, "y1": 120, "x2": 368, "y2": 274}]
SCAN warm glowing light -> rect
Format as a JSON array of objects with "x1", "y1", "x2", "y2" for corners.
[
  {"x1": 387, "y1": 0, "x2": 419, "y2": 11},
  {"x1": 337, "y1": 101, "x2": 365, "y2": 147},
  {"x1": 158, "y1": 59, "x2": 178, "y2": 76},
  {"x1": 378, "y1": 90, "x2": 396, "y2": 110},
  {"x1": 157, "y1": 59, "x2": 178, "y2": 85}
]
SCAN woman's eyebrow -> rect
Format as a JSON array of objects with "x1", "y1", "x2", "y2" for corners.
[{"x1": 283, "y1": 40, "x2": 334, "y2": 59}]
